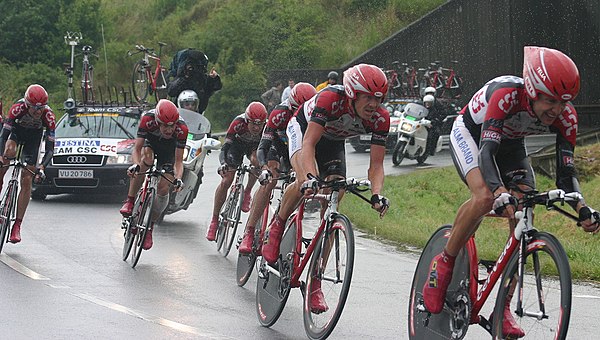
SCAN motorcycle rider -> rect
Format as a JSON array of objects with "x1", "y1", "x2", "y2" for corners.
[
  {"x1": 422, "y1": 94, "x2": 450, "y2": 156},
  {"x1": 261, "y1": 64, "x2": 391, "y2": 313},
  {"x1": 177, "y1": 90, "x2": 200, "y2": 113},
  {"x1": 0, "y1": 84, "x2": 55, "y2": 243},
  {"x1": 238, "y1": 83, "x2": 317, "y2": 254},
  {"x1": 422, "y1": 46, "x2": 598, "y2": 338},
  {"x1": 119, "y1": 100, "x2": 187, "y2": 250},
  {"x1": 206, "y1": 102, "x2": 268, "y2": 241}
]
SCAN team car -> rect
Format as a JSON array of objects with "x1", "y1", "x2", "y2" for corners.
[{"x1": 32, "y1": 105, "x2": 142, "y2": 199}]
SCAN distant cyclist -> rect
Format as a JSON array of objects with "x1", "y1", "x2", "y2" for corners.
[
  {"x1": 422, "y1": 46, "x2": 598, "y2": 338},
  {"x1": 205, "y1": 102, "x2": 268, "y2": 241},
  {"x1": 261, "y1": 64, "x2": 391, "y2": 313},
  {"x1": 119, "y1": 100, "x2": 187, "y2": 250},
  {"x1": 0, "y1": 84, "x2": 55, "y2": 243},
  {"x1": 238, "y1": 83, "x2": 317, "y2": 254}
]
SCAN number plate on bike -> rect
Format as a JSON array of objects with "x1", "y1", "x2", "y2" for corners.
[{"x1": 58, "y1": 169, "x2": 93, "y2": 178}]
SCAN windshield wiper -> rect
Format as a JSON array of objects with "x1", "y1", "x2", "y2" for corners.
[{"x1": 110, "y1": 117, "x2": 136, "y2": 139}]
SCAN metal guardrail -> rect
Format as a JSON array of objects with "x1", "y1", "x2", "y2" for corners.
[{"x1": 529, "y1": 129, "x2": 600, "y2": 178}]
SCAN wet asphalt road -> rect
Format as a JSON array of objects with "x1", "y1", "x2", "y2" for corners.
[{"x1": 1, "y1": 134, "x2": 599, "y2": 339}]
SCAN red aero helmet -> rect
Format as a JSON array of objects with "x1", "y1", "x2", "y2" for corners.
[
  {"x1": 25, "y1": 84, "x2": 48, "y2": 107},
  {"x1": 523, "y1": 46, "x2": 580, "y2": 102},
  {"x1": 288, "y1": 82, "x2": 316, "y2": 110},
  {"x1": 245, "y1": 101, "x2": 267, "y2": 123},
  {"x1": 343, "y1": 64, "x2": 388, "y2": 101},
  {"x1": 155, "y1": 99, "x2": 180, "y2": 125}
]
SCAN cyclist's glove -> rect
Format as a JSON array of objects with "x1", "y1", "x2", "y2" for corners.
[
  {"x1": 258, "y1": 169, "x2": 273, "y2": 185},
  {"x1": 217, "y1": 164, "x2": 228, "y2": 177},
  {"x1": 578, "y1": 206, "x2": 600, "y2": 232},
  {"x1": 34, "y1": 168, "x2": 46, "y2": 183},
  {"x1": 300, "y1": 178, "x2": 319, "y2": 195},
  {"x1": 370, "y1": 194, "x2": 390, "y2": 217},
  {"x1": 127, "y1": 164, "x2": 140, "y2": 176},
  {"x1": 493, "y1": 192, "x2": 518, "y2": 215},
  {"x1": 174, "y1": 178, "x2": 184, "y2": 190}
]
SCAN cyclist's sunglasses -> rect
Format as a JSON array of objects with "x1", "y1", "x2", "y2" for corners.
[
  {"x1": 249, "y1": 119, "x2": 264, "y2": 125},
  {"x1": 29, "y1": 104, "x2": 45, "y2": 110}
]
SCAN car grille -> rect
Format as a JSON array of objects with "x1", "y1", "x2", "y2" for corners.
[
  {"x1": 53, "y1": 178, "x2": 99, "y2": 188},
  {"x1": 52, "y1": 155, "x2": 104, "y2": 166}
]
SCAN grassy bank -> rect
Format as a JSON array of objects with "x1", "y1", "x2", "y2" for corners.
[{"x1": 342, "y1": 145, "x2": 600, "y2": 282}]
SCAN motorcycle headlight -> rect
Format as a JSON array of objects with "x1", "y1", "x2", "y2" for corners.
[
  {"x1": 183, "y1": 146, "x2": 190, "y2": 160},
  {"x1": 401, "y1": 122, "x2": 414, "y2": 132},
  {"x1": 106, "y1": 154, "x2": 133, "y2": 164}
]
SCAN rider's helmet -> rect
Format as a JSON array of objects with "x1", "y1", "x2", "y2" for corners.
[
  {"x1": 424, "y1": 86, "x2": 436, "y2": 96},
  {"x1": 155, "y1": 99, "x2": 180, "y2": 125},
  {"x1": 288, "y1": 82, "x2": 316, "y2": 110},
  {"x1": 343, "y1": 64, "x2": 388, "y2": 101},
  {"x1": 24, "y1": 84, "x2": 48, "y2": 108},
  {"x1": 177, "y1": 90, "x2": 200, "y2": 112},
  {"x1": 328, "y1": 71, "x2": 339, "y2": 81},
  {"x1": 423, "y1": 94, "x2": 435, "y2": 109},
  {"x1": 244, "y1": 101, "x2": 268, "y2": 124},
  {"x1": 523, "y1": 46, "x2": 580, "y2": 102}
]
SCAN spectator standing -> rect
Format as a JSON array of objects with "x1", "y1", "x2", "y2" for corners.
[
  {"x1": 280, "y1": 78, "x2": 295, "y2": 103},
  {"x1": 261, "y1": 81, "x2": 283, "y2": 112},
  {"x1": 315, "y1": 71, "x2": 339, "y2": 91}
]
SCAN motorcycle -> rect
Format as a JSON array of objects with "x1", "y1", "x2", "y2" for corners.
[
  {"x1": 392, "y1": 102, "x2": 432, "y2": 166},
  {"x1": 162, "y1": 108, "x2": 221, "y2": 219}
]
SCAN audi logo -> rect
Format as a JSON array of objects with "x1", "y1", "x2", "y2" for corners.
[{"x1": 66, "y1": 156, "x2": 87, "y2": 163}]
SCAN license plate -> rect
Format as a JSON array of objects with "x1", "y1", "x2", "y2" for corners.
[
  {"x1": 359, "y1": 135, "x2": 371, "y2": 141},
  {"x1": 58, "y1": 169, "x2": 93, "y2": 178}
]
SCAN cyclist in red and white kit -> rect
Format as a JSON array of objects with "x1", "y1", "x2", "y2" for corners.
[
  {"x1": 119, "y1": 100, "x2": 187, "y2": 250},
  {"x1": 238, "y1": 83, "x2": 317, "y2": 254},
  {"x1": 261, "y1": 64, "x2": 391, "y2": 313},
  {"x1": 0, "y1": 84, "x2": 56, "y2": 243},
  {"x1": 205, "y1": 102, "x2": 268, "y2": 241},
  {"x1": 422, "y1": 46, "x2": 599, "y2": 338}
]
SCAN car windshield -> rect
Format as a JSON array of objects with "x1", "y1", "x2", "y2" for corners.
[{"x1": 56, "y1": 113, "x2": 139, "y2": 139}]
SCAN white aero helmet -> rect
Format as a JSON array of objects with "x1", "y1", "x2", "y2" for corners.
[{"x1": 177, "y1": 90, "x2": 200, "y2": 112}]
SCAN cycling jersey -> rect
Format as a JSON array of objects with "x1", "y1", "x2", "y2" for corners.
[
  {"x1": 0, "y1": 100, "x2": 56, "y2": 166},
  {"x1": 137, "y1": 111, "x2": 188, "y2": 166},
  {"x1": 220, "y1": 114, "x2": 263, "y2": 166},
  {"x1": 295, "y1": 85, "x2": 390, "y2": 144},
  {"x1": 257, "y1": 103, "x2": 293, "y2": 167},
  {"x1": 455, "y1": 75, "x2": 580, "y2": 194}
]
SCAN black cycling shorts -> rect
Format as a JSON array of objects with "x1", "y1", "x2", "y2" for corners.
[
  {"x1": 8, "y1": 126, "x2": 43, "y2": 165},
  {"x1": 143, "y1": 134, "x2": 178, "y2": 167},
  {"x1": 315, "y1": 137, "x2": 346, "y2": 178},
  {"x1": 225, "y1": 142, "x2": 258, "y2": 168}
]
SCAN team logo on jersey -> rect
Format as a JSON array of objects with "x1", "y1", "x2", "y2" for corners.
[
  {"x1": 498, "y1": 90, "x2": 518, "y2": 114},
  {"x1": 563, "y1": 155, "x2": 574, "y2": 166},
  {"x1": 482, "y1": 130, "x2": 501, "y2": 142}
]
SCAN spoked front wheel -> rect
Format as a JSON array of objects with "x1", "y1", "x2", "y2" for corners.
[
  {"x1": 492, "y1": 232, "x2": 571, "y2": 340},
  {"x1": 303, "y1": 215, "x2": 355, "y2": 340},
  {"x1": 130, "y1": 188, "x2": 155, "y2": 268},
  {"x1": 222, "y1": 185, "x2": 243, "y2": 257},
  {"x1": 0, "y1": 182, "x2": 18, "y2": 254},
  {"x1": 132, "y1": 61, "x2": 150, "y2": 103},
  {"x1": 122, "y1": 196, "x2": 142, "y2": 261},
  {"x1": 256, "y1": 218, "x2": 297, "y2": 327},
  {"x1": 408, "y1": 225, "x2": 471, "y2": 340}
]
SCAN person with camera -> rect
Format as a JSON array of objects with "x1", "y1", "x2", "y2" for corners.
[{"x1": 167, "y1": 49, "x2": 222, "y2": 115}]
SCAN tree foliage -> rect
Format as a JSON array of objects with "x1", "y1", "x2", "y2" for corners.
[{"x1": 0, "y1": 0, "x2": 444, "y2": 129}]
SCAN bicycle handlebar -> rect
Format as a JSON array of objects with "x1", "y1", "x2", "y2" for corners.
[{"x1": 0, "y1": 159, "x2": 37, "y2": 175}]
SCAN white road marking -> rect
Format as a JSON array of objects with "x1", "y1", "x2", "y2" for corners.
[{"x1": 0, "y1": 253, "x2": 50, "y2": 280}]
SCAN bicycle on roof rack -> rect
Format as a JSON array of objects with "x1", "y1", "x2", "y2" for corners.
[{"x1": 127, "y1": 42, "x2": 168, "y2": 104}]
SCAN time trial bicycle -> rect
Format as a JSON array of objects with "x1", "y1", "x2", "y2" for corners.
[
  {"x1": 408, "y1": 188, "x2": 599, "y2": 340},
  {"x1": 0, "y1": 144, "x2": 37, "y2": 254},
  {"x1": 127, "y1": 42, "x2": 168, "y2": 104},
  {"x1": 236, "y1": 169, "x2": 295, "y2": 287},
  {"x1": 122, "y1": 162, "x2": 177, "y2": 268},
  {"x1": 255, "y1": 174, "x2": 375, "y2": 340},
  {"x1": 215, "y1": 163, "x2": 258, "y2": 257}
]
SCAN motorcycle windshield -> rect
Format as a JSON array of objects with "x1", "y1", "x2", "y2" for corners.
[
  {"x1": 403, "y1": 103, "x2": 429, "y2": 119},
  {"x1": 177, "y1": 108, "x2": 211, "y2": 138}
]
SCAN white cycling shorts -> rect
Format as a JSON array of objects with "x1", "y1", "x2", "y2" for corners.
[
  {"x1": 286, "y1": 116, "x2": 304, "y2": 159},
  {"x1": 449, "y1": 115, "x2": 479, "y2": 179}
]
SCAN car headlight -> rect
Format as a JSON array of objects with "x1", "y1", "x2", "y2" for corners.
[
  {"x1": 106, "y1": 154, "x2": 133, "y2": 164},
  {"x1": 389, "y1": 126, "x2": 398, "y2": 133}
]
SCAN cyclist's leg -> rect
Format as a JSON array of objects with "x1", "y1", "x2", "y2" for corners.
[
  {"x1": 423, "y1": 117, "x2": 493, "y2": 313},
  {"x1": 208, "y1": 144, "x2": 241, "y2": 240},
  {"x1": 0, "y1": 139, "x2": 16, "y2": 188},
  {"x1": 241, "y1": 149, "x2": 259, "y2": 212},
  {"x1": 240, "y1": 157, "x2": 279, "y2": 253},
  {"x1": 121, "y1": 145, "x2": 153, "y2": 216}
]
